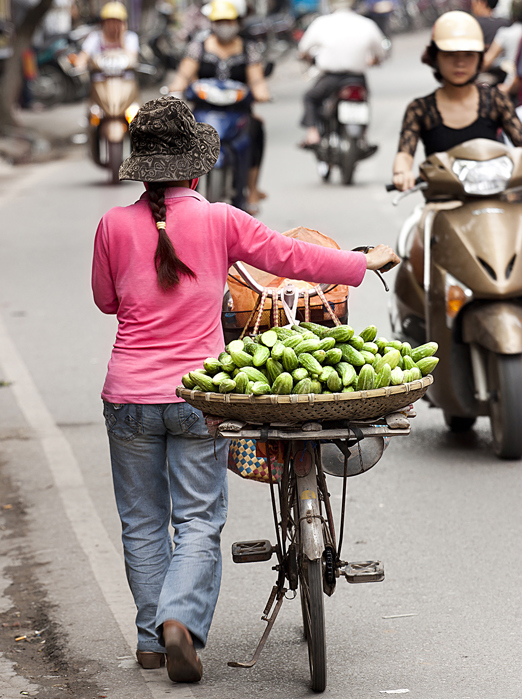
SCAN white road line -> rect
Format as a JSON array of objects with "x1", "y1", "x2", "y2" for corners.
[{"x1": 0, "y1": 313, "x2": 196, "y2": 698}]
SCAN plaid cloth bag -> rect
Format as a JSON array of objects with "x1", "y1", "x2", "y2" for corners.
[{"x1": 228, "y1": 439, "x2": 284, "y2": 484}]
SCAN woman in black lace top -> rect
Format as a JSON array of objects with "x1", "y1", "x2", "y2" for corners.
[
  {"x1": 393, "y1": 11, "x2": 522, "y2": 192},
  {"x1": 169, "y1": 0, "x2": 270, "y2": 213}
]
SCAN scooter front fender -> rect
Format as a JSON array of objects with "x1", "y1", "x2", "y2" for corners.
[{"x1": 462, "y1": 302, "x2": 522, "y2": 354}]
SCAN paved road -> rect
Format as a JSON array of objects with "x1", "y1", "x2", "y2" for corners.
[{"x1": 0, "y1": 30, "x2": 521, "y2": 699}]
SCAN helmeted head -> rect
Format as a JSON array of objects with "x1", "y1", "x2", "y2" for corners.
[
  {"x1": 422, "y1": 11, "x2": 484, "y2": 85},
  {"x1": 431, "y1": 11, "x2": 484, "y2": 52},
  {"x1": 207, "y1": 0, "x2": 241, "y2": 43},
  {"x1": 100, "y1": 1, "x2": 128, "y2": 22}
]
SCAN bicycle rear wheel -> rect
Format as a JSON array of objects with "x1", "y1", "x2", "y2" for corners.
[{"x1": 299, "y1": 557, "x2": 326, "y2": 692}]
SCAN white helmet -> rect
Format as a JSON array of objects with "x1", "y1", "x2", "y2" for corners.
[{"x1": 432, "y1": 11, "x2": 484, "y2": 52}]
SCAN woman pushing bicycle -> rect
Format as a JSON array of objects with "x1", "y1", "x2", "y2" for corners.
[{"x1": 91, "y1": 95, "x2": 399, "y2": 684}]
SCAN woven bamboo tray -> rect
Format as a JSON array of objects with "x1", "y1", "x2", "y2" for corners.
[{"x1": 176, "y1": 375, "x2": 433, "y2": 423}]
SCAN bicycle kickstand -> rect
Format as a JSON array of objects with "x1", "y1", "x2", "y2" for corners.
[{"x1": 228, "y1": 584, "x2": 287, "y2": 668}]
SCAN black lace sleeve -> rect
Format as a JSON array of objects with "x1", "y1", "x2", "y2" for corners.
[
  {"x1": 184, "y1": 40, "x2": 203, "y2": 62},
  {"x1": 397, "y1": 99, "x2": 423, "y2": 156},
  {"x1": 491, "y1": 86, "x2": 522, "y2": 146}
]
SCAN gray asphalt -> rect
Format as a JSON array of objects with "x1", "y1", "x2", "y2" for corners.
[{"x1": 0, "y1": 29, "x2": 521, "y2": 699}]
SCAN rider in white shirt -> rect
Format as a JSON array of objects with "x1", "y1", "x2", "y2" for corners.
[
  {"x1": 75, "y1": 1, "x2": 139, "y2": 70},
  {"x1": 298, "y1": 0, "x2": 387, "y2": 148}
]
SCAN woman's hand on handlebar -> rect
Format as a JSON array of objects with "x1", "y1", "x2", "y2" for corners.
[
  {"x1": 392, "y1": 169, "x2": 417, "y2": 192},
  {"x1": 365, "y1": 245, "x2": 400, "y2": 272}
]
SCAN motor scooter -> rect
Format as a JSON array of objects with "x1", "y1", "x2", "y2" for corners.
[
  {"x1": 31, "y1": 31, "x2": 90, "y2": 107},
  {"x1": 311, "y1": 74, "x2": 377, "y2": 186},
  {"x1": 88, "y1": 50, "x2": 140, "y2": 184},
  {"x1": 388, "y1": 138, "x2": 522, "y2": 459},
  {"x1": 185, "y1": 78, "x2": 253, "y2": 210}
]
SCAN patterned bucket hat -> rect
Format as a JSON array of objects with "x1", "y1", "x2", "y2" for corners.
[{"x1": 119, "y1": 96, "x2": 220, "y2": 182}]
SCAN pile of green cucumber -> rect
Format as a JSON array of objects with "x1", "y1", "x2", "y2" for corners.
[{"x1": 182, "y1": 323, "x2": 439, "y2": 396}]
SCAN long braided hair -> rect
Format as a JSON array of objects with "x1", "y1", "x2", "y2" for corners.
[{"x1": 147, "y1": 183, "x2": 196, "y2": 290}]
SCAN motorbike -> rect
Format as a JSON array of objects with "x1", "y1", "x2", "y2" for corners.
[
  {"x1": 185, "y1": 78, "x2": 253, "y2": 210},
  {"x1": 88, "y1": 50, "x2": 140, "y2": 184},
  {"x1": 388, "y1": 138, "x2": 522, "y2": 459},
  {"x1": 31, "y1": 30, "x2": 90, "y2": 107},
  {"x1": 311, "y1": 74, "x2": 376, "y2": 186}
]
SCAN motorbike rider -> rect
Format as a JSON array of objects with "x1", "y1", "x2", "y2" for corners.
[
  {"x1": 75, "y1": 1, "x2": 139, "y2": 70},
  {"x1": 168, "y1": 0, "x2": 270, "y2": 214},
  {"x1": 483, "y1": 0, "x2": 522, "y2": 94},
  {"x1": 392, "y1": 11, "x2": 522, "y2": 192},
  {"x1": 297, "y1": 0, "x2": 387, "y2": 150}
]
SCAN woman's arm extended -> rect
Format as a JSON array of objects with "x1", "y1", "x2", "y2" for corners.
[
  {"x1": 246, "y1": 63, "x2": 271, "y2": 102},
  {"x1": 168, "y1": 57, "x2": 199, "y2": 93},
  {"x1": 392, "y1": 152, "x2": 415, "y2": 191}
]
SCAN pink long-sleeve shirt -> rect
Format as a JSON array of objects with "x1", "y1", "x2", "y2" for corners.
[{"x1": 92, "y1": 187, "x2": 367, "y2": 404}]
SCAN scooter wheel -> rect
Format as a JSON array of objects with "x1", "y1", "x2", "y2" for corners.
[
  {"x1": 317, "y1": 161, "x2": 331, "y2": 182},
  {"x1": 487, "y1": 352, "x2": 522, "y2": 459},
  {"x1": 444, "y1": 414, "x2": 476, "y2": 433}
]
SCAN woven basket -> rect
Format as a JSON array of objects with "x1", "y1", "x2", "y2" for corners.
[{"x1": 176, "y1": 375, "x2": 433, "y2": 423}]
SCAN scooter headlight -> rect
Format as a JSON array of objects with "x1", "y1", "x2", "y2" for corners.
[
  {"x1": 125, "y1": 102, "x2": 140, "y2": 123},
  {"x1": 445, "y1": 271, "x2": 473, "y2": 328},
  {"x1": 452, "y1": 155, "x2": 513, "y2": 196}
]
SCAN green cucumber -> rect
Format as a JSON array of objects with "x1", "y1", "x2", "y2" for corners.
[
  {"x1": 348, "y1": 335, "x2": 364, "y2": 350},
  {"x1": 411, "y1": 342, "x2": 439, "y2": 363},
  {"x1": 356, "y1": 364, "x2": 376, "y2": 391},
  {"x1": 271, "y1": 340, "x2": 285, "y2": 361},
  {"x1": 271, "y1": 372, "x2": 293, "y2": 395},
  {"x1": 203, "y1": 357, "x2": 221, "y2": 374},
  {"x1": 260, "y1": 330, "x2": 278, "y2": 347},
  {"x1": 251, "y1": 381, "x2": 271, "y2": 395},
  {"x1": 318, "y1": 336, "x2": 336, "y2": 351},
  {"x1": 294, "y1": 378, "x2": 313, "y2": 394},
  {"x1": 266, "y1": 357, "x2": 284, "y2": 383},
  {"x1": 376, "y1": 363, "x2": 392, "y2": 388},
  {"x1": 326, "y1": 370, "x2": 342, "y2": 393},
  {"x1": 362, "y1": 342, "x2": 378, "y2": 355},
  {"x1": 325, "y1": 324, "x2": 354, "y2": 342},
  {"x1": 282, "y1": 347, "x2": 299, "y2": 373},
  {"x1": 324, "y1": 347, "x2": 343, "y2": 365},
  {"x1": 242, "y1": 366, "x2": 270, "y2": 384},
  {"x1": 298, "y1": 352, "x2": 323, "y2": 376},
  {"x1": 219, "y1": 378, "x2": 236, "y2": 393},
  {"x1": 359, "y1": 325, "x2": 378, "y2": 342},
  {"x1": 335, "y1": 361, "x2": 357, "y2": 386},
  {"x1": 234, "y1": 371, "x2": 249, "y2": 394},
  {"x1": 312, "y1": 350, "x2": 326, "y2": 364},
  {"x1": 181, "y1": 373, "x2": 196, "y2": 389},
  {"x1": 390, "y1": 367, "x2": 404, "y2": 386},
  {"x1": 416, "y1": 357, "x2": 439, "y2": 375},
  {"x1": 252, "y1": 344, "x2": 270, "y2": 367},
  {"x1": 189, "y1": 372, "x2": 215, "y2": 392},
  {"x1": 338, "y1": 343, "x2": 366, "y2": 367},
  {"x1": 292, "y1": 367, "x2": 309, "y2": 381}
]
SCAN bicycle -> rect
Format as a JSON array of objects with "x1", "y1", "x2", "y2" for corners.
[
  {"x1": 177, "y1": 254, "x2": 431, "y2": 691},
  {"x1": 218, "y1": 412, "x2": 415, "y2": 692}
]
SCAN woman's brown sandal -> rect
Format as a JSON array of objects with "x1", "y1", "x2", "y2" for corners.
[
  {"x1": 136, "y1": 650, "x2": 166, "y2": 669},
  {"x1": 163, "y1": 621, "x2": 203, "y2": 683}
]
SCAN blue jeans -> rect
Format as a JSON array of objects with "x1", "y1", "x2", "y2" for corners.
[{"x1": 103, "y1": 401, "x2": 229, "y2": 652}]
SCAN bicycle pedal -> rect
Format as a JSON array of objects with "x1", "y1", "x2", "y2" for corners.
[
  {"x1": 341, "y1": 560, "x2": 384, "y2": 583},
  {"x1": 232, "y1": 540, "x2": 275, "y2": 563}
]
